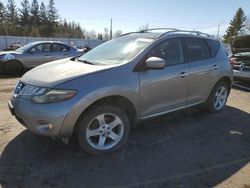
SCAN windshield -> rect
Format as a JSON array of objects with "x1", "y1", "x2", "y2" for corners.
[
  {"x1": 78, "y1": 36, "x2": 153, "y2": 65},
  {"x1": 15, "y1": 43, "x2": 35, "y2": 53}
]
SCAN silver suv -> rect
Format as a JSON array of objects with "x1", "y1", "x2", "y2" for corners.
[{"x1": 9, "y1": 29, "x2": 233, "y2": 155}]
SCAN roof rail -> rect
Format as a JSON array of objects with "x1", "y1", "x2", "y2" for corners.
[
  {"x1": 119, "y1": 28, "x2": 214, "y2": 39},
  {"x1": 159, "y1": 30, "x2": 214, "y2": 38},
  {"x1": 119, "y1": 31, "x2": 143, "y2": 37},
  {"x1": 139, "y1": 28, "x2": 178, "y2": 33},
  {"x1": 119, "y1": 28, "x2": 178, "y2": 37}
]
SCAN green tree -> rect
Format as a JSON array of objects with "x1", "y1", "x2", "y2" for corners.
[
  {"x1": 47, "y1": 0, "x2": 58, "y2": 24},
  {"x1": 0, "y1": 2, "x2": 6, "y2": 35},
  {"x1": 19, "y1": 0, "x2": 30, "y2": 26},
  {"x1": 6, "y1": 0, "x2": 18, "y2": 25},
  {"x1": 76, "y1": 23, "x2": 84, "y2": 38},
  {"x1": 0, "y1": 2, "x2": 5, "y2": 23},
  {"x1": 38, "y1": 2, "x2": 48, "y2": 36},
  {"x1": 47, "y1": 0, "x2": 58, "y2": 36},
  {"x1": 30, "y1": 0, "x2": 39, "y2": 25},
  {"x1": 223, "y1": 7, "x2": 247, "y2": 43},
  {"x1": 39, "y1": 2, "x2": 47, "y2": 25}
]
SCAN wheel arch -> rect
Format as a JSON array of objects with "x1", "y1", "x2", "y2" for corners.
[
  {"x1": 5, "y1": 59, "x2": 24, "y2": 74},
  {"x1": 215, "y1": 76, "x2": 232, "y2": 94},
  {"x1": 72, "y1": 95, "x2": 138, "y2": 136}
]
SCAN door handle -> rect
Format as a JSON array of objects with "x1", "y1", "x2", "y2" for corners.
[
  {"x1": 179, "y1": 72, "x2": 187, "y2": 78},
  {"x1": 213, "y1": 64, "x2": 219, "y2": 70}
]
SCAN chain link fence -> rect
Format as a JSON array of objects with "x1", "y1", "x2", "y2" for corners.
[{"x1": 0, "y1": 35, "x2": 105, "y2": 50}]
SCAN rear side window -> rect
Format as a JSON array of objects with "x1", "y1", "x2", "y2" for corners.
[
  {"x1": 185, "y1": 38, "x2": 210, "y2": 62},
  {"x1": 205, "y1": 39, "x2": 220, "y2": 57},
  {"x1": 52, "y1": 44, "x2": 70, "y2": 52}
]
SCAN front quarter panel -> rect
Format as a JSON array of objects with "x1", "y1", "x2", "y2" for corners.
[{"x1": 57, "y1": 63, "x2": 140, "y2": 137}]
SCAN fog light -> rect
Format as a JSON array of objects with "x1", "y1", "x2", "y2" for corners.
[{"x1": 37, "y1": 122, "x2": 54, "y2": 132}]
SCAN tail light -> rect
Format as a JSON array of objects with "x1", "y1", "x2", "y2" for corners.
[{"x1": 229, "y1": 57, "x2": 236, "y2": 66}]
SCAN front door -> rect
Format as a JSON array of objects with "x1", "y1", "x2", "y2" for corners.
[
  {"x1": 23, "y1": 43, "x2": 52, "y2": 67},
  {"x1": 139, "y1": 38, "x2": 189, "y2": 118}
]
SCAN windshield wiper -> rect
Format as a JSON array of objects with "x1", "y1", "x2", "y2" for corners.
[{"x1": 77, "y1": 59, "x2": 94, "y2": 65}]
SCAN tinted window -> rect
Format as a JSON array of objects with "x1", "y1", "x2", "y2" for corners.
[
  {"x1": 53, "y1": 44, "x2": 70, "y2": 52},
  {"x1": 185, "y1": 38, "x2": 210, "y2": 62},
  {"x1": 206, "y1": 39, "x2": 220, "y2": 57},
  {"x1": 30, "y1": 43, "x2": 52, "y2": 53},
  {"x1": 148, "y1": 38, "x2": 184, "y2": 66},
  {"x1": 43, "y1": 44, "x2": 51, "y2": 52}
]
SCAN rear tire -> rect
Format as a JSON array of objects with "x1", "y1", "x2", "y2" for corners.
[
  {"x1": 206, "y1": 82, "x2": 229, "y2": 113},
  {"x1": 5, "y1": 60, "x2": 23, "y2": 75},
  {"x1": 77, "y1": 105, "x2": 130, "y2": 155}
]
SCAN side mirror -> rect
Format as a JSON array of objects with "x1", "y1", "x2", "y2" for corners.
[
  {"x1": 145, "y1": 57, "x2": 166, "y2": 69},
  {"x1": 28, "y1": 49, "x2": 35, "y2": 54}
]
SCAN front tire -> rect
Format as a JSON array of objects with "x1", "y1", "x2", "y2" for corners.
[
  {"x1": 5, "y1": 60, "x2": 23, "y2": 75},
  {"x1": 77, "y1": 105, "x2": 130, "y2": 155},
  {"x1": 206, "y1": 82, "x2": 229, "y2": 113}
]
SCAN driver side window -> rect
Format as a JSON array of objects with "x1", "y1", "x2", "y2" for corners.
[
  {"x1": 30, "y1": 44, "x2": 43, "y2": 53},
  {"x1": 148, "y1": 38, "x2": 184, "y2": 66},
  {"x1": 30, "y1": 43, "x2": 51, "y2": 53}
]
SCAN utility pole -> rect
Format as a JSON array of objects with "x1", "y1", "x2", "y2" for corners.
[
  {"x1": 217, "y1": 24, "x2": 221, "y2": 40},
  {"x1": 217, "y1": 20, "x2": 226, "y2": 40},
  {"x1": 110, "y1": 18, "x2": 113, "y2": 40}
]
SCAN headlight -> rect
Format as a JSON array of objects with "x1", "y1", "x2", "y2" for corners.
[
  {"x1": 32, "y1": 89, "x2": 77, "y2": 104},
  {"x1": 2, "y1": 54, "x2": 15, "y2": 60},
  {"x1": 0, "y1": 54, "x2": 5, "y2": 60}
]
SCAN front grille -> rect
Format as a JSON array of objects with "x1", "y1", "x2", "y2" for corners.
[{"x1": 233, "y1": 60, "x2": 250, "y2": 72}]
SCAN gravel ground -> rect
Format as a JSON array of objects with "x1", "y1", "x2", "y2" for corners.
[{"x1": 0, "y1": 76, "x2": 250, "y2": 188}]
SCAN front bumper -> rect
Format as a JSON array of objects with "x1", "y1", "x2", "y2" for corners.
[
  {"x1": 233, "y1": 70, "x2": 250, "y2": 81},
  {"x1": 9, "y1": 96, "x2": 68, "y2": 136},
  {"x1": 8, "y1": 93, "x2": 93, "y2": 137}
]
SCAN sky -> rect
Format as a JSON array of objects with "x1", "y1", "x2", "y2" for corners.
[{"x1": 1, "y1": 0, "x2": 250, "y2": 36}]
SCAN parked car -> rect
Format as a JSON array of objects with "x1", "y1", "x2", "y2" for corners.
[
  {"x1": 230, "y1": 35, "x2": 250, "y2": 81},
  {"x1": 9, "y1": 29, "x2": 233, "y2": 155},
  {"x1": 0, "y1": 41, "x2": 84, "y2": 75}
]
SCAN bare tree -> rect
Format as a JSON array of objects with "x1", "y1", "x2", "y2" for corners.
[
  {"x1": 245, "y1": 18, "x2": 250, "y2": 33},
  {"x1": 138, "y1": 23, "x2": 149, "y2": 31},
  {"x1": 0, "y1": 2, "x2": 5, "y2": 24},
  {"x1": 86, "y1": 30, "x2": 97, "y2": 39},
  {"x1": 113, "y1": 30, "x2": 122, "y2": 38},
  {"x1": 103, "y1": 27, "x2": 109, "y2": 40}
]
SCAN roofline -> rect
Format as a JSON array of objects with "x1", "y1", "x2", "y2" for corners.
[
  {"x1": 30, "y1": 41, "x2": 65, "y2": 44},
  {"x1": 119, "y1": 28, "x2": 215, "y2": 39}
]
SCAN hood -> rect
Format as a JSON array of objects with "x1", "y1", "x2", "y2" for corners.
[
  {"x1": 0, "y1": 51, "x2": 21, "y2": 55},
  {"x1": 231, "y1": 35, "x2": 250, "y2": 54},
  {"x1": 21, "y1": 58, "x2": 116, "y2": 88},
  {"x1": 0, "y1": 51, "x2": 22, "y2": 61},
  {"x1": 234, "y1": 52, "x2": 250, "y2": 57}
]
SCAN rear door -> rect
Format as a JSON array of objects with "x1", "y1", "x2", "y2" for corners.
[
  {"x1": 50, "y1": 43, "x2": 71, "y2": 61},
  {"x1": 184, "y1": 37, "x2": 217, "y2": 105},
  {"x1": 139, "y1": 38, "x2": 189, "y2": 118}
]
